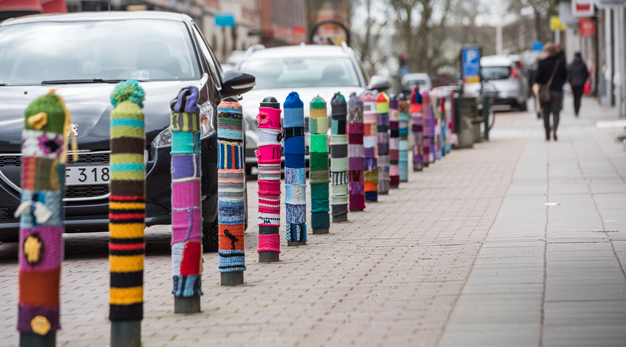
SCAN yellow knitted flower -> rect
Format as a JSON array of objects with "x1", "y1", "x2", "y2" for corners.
[
  {"x1": 23, "y1": 235, "x2": 42, "y2": 264},
  {"x1": 30, "y1": 315, "x2": 51, "y2": 335}
]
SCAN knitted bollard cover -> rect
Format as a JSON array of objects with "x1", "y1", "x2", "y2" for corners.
[
  {"x1": 433, "y1": 92, "x2": 443, "y2": 160},
  {"x1": 410, "y1": 87, "x2": 424, "y2": 171},
  {"x1": 376, "y1": 92, "x2": 390, "y2": 194},
  {"x1": 330, "y1": 92, "x2": 349, "y2": 219},
  {"x1": 256, "y1": 97, "x2": 282, "y2": 255},
  {"x1": 108, "y1": 80, "x2": 146, "y2": 322},
  {"x1": 398, "y1": 93, "x2": 410, "y2": 182},
  {"x1": 16, "y1": 89, "x2": 74, "y2": 336},
  {"x1": 348, "y1": 93, "x2": 365, "y2": 211},
  {"x1": 446, "y1": 90, "x2": 455, "y2": 152},
  {"x1": 170, "y1": 87, "x2": 203, "y2": 297},
  {"x1": 309, "y1": 96, "x2": 330, "y2": 230},
  {"x1": 217, "y1": 99, "x2": 246, "y2": 273},
  {"x1": 423, "y1": 90, "x2": 433, "y2": 165},
  {"x1": 283, "y1": 92, "x2": 307, "y2": 243},
  {"x1": 362, "y1": 91, "x2": 378, "y2": 201},
  {"x1": 389, "y1": 95, "x2": 400, "y2": 188}
]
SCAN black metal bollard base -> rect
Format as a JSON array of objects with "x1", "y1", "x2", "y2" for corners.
[
  {"x1": 259, "y1": 251, "x2": 280, "y2": 262},
  {"x1": 312, "y1": 228, "x2": 329, "y2": 234},
  {"x1": 221, "y1": 271, "x2": 244, "y2": 286},
  {"x1": 332, "y1": 214, "x2": 348, "y2": 223},
  {"x1": 174, "y1": 296, "x2": 201, "y2": 314},
  {"x1": 111, "y1": 321, "x2": 141, "y2": 347},
  {"x1": 390, "y1": 186, "x2": 399, "y2": 189},
  {"x1": 20, "y1": 332, "x2": 55, "y2": 347},
  {"x1": 424, "y1": 162, "x2": 429, "y2": 168},
  {"x1": 287, "y1": 241, "x2": 307, "y2": 246}
]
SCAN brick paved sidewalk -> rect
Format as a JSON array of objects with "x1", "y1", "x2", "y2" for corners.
[{"x1": 0, "y1": 97, "x2": 624, "y2": 347}]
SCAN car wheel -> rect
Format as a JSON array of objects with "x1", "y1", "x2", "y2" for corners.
[
  {"x1": 0, "y1": 232, "x2": 18, "y2": 243},
  {"x1": 202, "y1": 219, "x2": 218, "y2": 252}
]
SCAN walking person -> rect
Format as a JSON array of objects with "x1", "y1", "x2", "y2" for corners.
[
  {"x1": 568, "y1": 52, "x2": 590, "y2": 117},
  {"x1": 535, "y1": 43, "x2": 567, "y2": 141}
]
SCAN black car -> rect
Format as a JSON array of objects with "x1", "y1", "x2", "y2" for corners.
[{"x1": 0, "y1": 11, "x2": 254, "y2": 250}]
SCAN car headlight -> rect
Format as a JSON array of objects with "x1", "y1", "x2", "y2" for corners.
[{"x1": 152, "y1": 101, "x2": 215, "y2": 148}]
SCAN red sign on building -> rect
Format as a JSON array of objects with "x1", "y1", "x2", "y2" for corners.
[{"x1": 579, "y1": 18, "x2": 596, "y2": 37}]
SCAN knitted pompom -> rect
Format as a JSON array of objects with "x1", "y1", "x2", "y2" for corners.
[
  {"x1": 111, "y1": 79, "x2": 145, "y2": 109},
  {"x1": 284, "y1": 91, "x2": 303, "y2": 108}
]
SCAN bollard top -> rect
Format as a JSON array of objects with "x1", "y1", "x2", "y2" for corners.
[
  {"x1": 331, "y1": 92, "x2": 347, "y2": 116},
  {"x1": 261, "y1": 96, "x2": 280, "y2": 109}
]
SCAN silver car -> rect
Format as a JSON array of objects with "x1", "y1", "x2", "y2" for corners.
[{"x1": 235, "y1": 43, "x2": 389, "y2": 173}]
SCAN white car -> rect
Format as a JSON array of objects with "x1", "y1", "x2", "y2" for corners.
[
  {"x1": 402, "y1": 73, "x2": 432, "y2": 92},
  {"x1": 236, "y1": 43, "x2": 390, "y2": 173},
  {"x1": 465, "y1": 55, "x2": 528, "y2": 111}
]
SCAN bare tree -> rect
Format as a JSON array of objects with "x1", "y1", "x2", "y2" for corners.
[
  {"x1": 506, "y1": 0, "x2": 557, "y2": 43},
  {"x1": 351, "y1": 0, "x2": 387, "y2": 75}
]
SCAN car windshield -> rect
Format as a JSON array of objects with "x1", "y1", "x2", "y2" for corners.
[
  {"x1": 0, "y1": 20, "x2": 201, "y2": 85},
  {"x1": 482, "y1": 66, "x2": 511, "y2": 81},
  {"x1": 239, "y1": 57, "x2": 360, "y2": 89},
  {"x1": 405, "y1": 79, "x2": 426, "y2": 86}
]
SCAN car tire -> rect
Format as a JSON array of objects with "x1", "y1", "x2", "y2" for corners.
[
  {"x1": 202, "y1": 219, "x2": 219, "y2": 252},
  {"x1": 0, "y1": 232, "x2": 18, "y2": 243}
]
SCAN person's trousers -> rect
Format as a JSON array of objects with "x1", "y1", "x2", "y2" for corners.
[
  {"x1": 541, "y1": 91, "x2": 563, "y2": 140},
  {"x1": 572, "y1": 85, "x2": 584, "y2": 115}
]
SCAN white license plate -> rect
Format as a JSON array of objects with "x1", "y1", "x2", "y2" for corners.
[{"x1": 65, "y1": 166, "x2": 110, "y2": 185}]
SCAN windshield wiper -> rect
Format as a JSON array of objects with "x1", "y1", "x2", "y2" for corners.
[
  {"x1": 41, "y1": 78, "x2": 122, "y2": 85},
  {"x1": 0, "y1": 83, "x2": 7, "y2": 86}
]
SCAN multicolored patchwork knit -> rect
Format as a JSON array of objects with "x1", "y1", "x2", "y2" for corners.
[
  {"x1": 108, "y1": 80, "x2": 146, "y2": 322},
  {"x1": 256, "y1": 97, "x2": 282, "y2": 257},
  {"x1": 376, "y1": 92, "x2": 390, "y2": 194},
  {"x1": 362, "y1": 91, "x2": 378, "y2": 201},
  {"x1": 217, "y1": 99, "x2": 246, "y2": 272},
  {"x1": 410, "y1": 87, "x2": 424, "y2": 172},
  {"x1": 330, "y1": 92, "x2": 349, "y2": 219},
  {"x1": 445, "y1": 90, "x2": 456, "y2": 152},
  {"x1": 398, "y1": 93, "x2": 410, "y2": 182},
  {"x1": 389, "y1": 95, "x2": 400, "y2": 188},
  {"x1": 170, "y1": 87, "x2": 203, "y2": 298},
  {"x1": 16, "y1": 89, "x2": 73, "y2": 336},
  {"x1": 348, "y1": 93, "x2": 365, "y2": 211},
  {"x1": 432, "y1": 92, "x2": 443, "y2": 160},
  {"x1": 309, "y1": 96, "x2": 330, "y2": 230},
  {"x1": 283, "y1": 92, "x2": 307, "y2": 243},
  {"x1": 423, "y1": 90, "x2": 433, "y2": 166}
]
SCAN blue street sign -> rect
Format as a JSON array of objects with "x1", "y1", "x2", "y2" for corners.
[
  {"x1": 532, "y1": 41, "x2": 543, "y2": 51},
  {"x1": 462, "y1": 47, "x2": 481, "y2": 83}
]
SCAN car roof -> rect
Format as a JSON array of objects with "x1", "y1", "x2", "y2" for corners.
[
  {"x1": 403, "y1": 73, "x2": 430, "y2": 81},
  {"x1": 244, "y1": 45, "x2": 354, "y2": 60},
  {"x1": 0, "y1": 11, "x2": 189, "y2": 26},
  {"x1": 481, "y1": 55, "x2": 513, "y2": 67}
]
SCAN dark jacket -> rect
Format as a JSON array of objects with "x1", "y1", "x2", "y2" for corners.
[
  {"x1": 568, "y1": 57, "x2": 590, "y2": 87},
  {"x1": 536, "y1": 55, "x2": 568, "y2": 92}
]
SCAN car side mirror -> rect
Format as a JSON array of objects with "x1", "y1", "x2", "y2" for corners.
[
  {"x1": 367, "y1": 75, "x2": 391, "y2": 92},
  {"x1": 221, "y1": 70, "x2": 256, "y2": 98}
]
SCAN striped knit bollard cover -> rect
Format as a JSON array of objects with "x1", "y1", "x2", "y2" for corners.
[
  {"x1": 284, "y1": 92, "x2": 307, "y2": 245},
  {"x1": 433, "y1": 92, "x2": 443, "y2": 160},
  {"x1": 424, "y1": 90, "x2": 434, "y2": 166},
  {"x1": 217, "y1": 98, "x2": 246, "y2": 285},
  {"x1": 170, "y1": 87, "x2": 203, "y2": 306},
  {"x1": 362, "y1": 91, "x2": 378, "y2": 202},
  {"x1": 348, "y1": 93, "x2": 365, "y2": 211},
  {"x1": 398, "y1": 93, "x2": 410, "y2": 182},
  {"x1": 256, "y1": 97, "x2": 282, "y2": 261},
  {"x1": 410, "y1": 87, "x2": 423, "y2": 172},
  {"x1": 376, "y1": 92, "x2": 390, "y2": 195},
  {"x1": 389, "y1": 95, "x2": 400, "y2": 188},
  {"x1": 330, "y1": 92, "x2": 349, "y2": 222},
  {"x1": 16, "y1": 90, "x2": 74, "y2": 343},
  {"x1": 309, "y1": 96, "x2": 330, "y2": 233},
  {"x1": 108, "y1": 80, "x2": 146, "y2": 346}
]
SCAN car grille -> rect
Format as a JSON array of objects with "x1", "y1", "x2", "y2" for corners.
[
  {"x1": 68, "y1": 152, "x2": 110, "y2": 165},
  {"x1": 66, "y1": 185, "x2": 109, "y2": 199},
  {"x1": 0, "y1": 207, "x2": 17, "y2": 220},
  {"x1": 0, "y1": 155, "x2": 21, "y2": 167},
  {"x1": 0, "y1": 152, "x2": 110, "y2": 167}
]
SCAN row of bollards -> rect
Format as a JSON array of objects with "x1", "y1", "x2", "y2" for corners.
[{"x1": 14, "y1": 84, "x2": 456, "y2": 346}]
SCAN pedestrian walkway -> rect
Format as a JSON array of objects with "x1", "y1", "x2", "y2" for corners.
[{"x1": 0, "y1": 97, "x2": 624, "y2": 347}]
